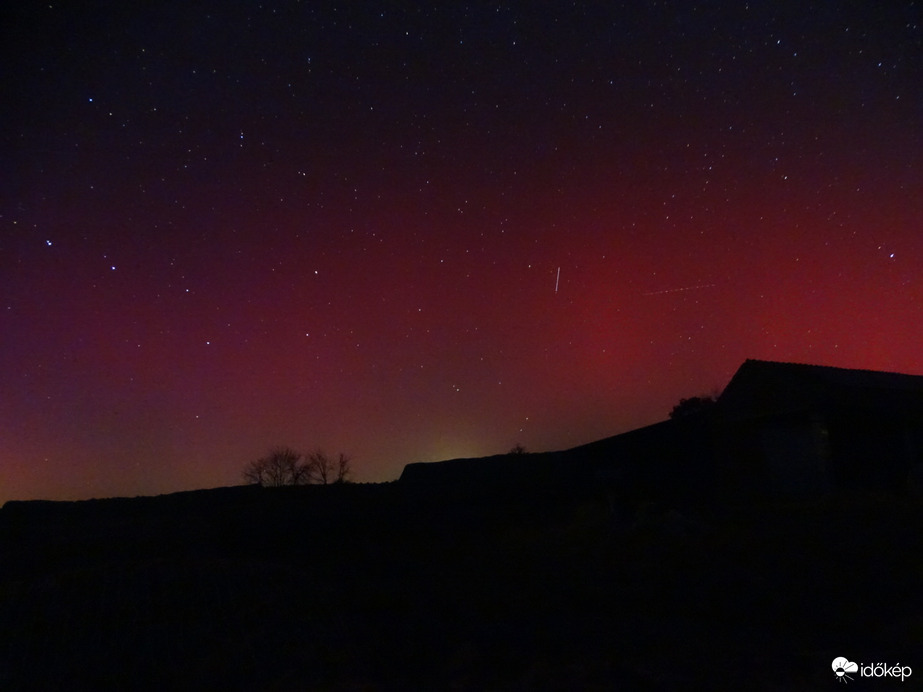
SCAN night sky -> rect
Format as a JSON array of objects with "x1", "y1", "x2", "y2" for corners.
[{"x1": 2, "y1": 2, "x2": 921, "y2": 502}]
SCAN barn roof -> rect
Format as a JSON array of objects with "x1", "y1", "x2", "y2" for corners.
[{"x1": 717, "y1": 359, "x2": 923, "y2": 420}]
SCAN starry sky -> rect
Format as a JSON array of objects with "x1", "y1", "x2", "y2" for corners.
[{"x1": 2, "y1": 2, "x2": 921, "y2": 502}]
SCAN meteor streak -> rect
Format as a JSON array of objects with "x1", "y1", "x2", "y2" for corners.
[
  {"x1": 555, "y1": 267, "x2": 560, "y2": 294},
  {"x1": 642, "y1": 283, "x2": 716, "y2": 296}
]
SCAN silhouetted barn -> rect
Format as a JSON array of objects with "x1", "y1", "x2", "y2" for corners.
[
  {"x1": 398, "y1": 360, "x2": 923, "y2": 507},
  {"x1": 714, "y1": 359, "x2": 923, "y2": 498},
  {"x1": 581, "y1": 359, "x2": 923, "y2": 502}
]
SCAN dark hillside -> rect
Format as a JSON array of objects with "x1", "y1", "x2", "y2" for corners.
[{"x1": 1, "y1": 482, "x2": 921, "y2": 689}]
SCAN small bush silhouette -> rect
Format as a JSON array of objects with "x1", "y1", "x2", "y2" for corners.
[{"x1": 669, "y1": 395, "x2": 717, "y2": 419}]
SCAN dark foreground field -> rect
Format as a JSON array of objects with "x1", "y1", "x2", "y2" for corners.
[{"x1": 1, "y1": 482, "x2": 921, "y2": 690}]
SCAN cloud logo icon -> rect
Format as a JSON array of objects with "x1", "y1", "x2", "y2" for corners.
[{"x1": 832, "y1": 657, "x2": 858, "y2": 682}]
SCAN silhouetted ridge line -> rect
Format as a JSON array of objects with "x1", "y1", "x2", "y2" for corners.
[{"x1": 399, "y1": 359, "x2": 923, "y2": 505}]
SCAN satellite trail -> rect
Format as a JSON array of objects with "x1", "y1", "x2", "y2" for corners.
[{"x1": 642, "y1": 283, "x2": 716, "y2": 296}]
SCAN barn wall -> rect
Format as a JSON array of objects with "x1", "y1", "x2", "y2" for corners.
[
  {"x1": 717, "y1": 408, "x2": 923, "y2": 498},
  {"x1": 829, "y1": 410, "x2": 916, "y2": 492},
  {"x1": 713, "y1": 413, "x2": 831, "y2": 500},
  {"x1": 757, "y1": 414, "x2": 830, "y2": 497}
]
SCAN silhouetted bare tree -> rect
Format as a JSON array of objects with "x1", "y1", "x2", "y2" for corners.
[
  {"x1": 508, "y1": 443, "x2": 527, "y2": 455},
  {"x1": 243, "y1": 447, "x2": 312, "y2": 486},
  {"x1": 307, "y1": 449, "x2": 352, "y2": 484}
]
